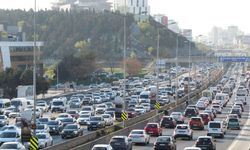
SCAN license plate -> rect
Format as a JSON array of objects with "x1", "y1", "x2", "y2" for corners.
[
  {"x1": 149, "y1": 131, "x2": 153, "y2": 133},
  {"x1": 193, "y1": 124, "x2": 198, "y2": 126},
  {"x1": 92, "y1": 125, "x2": 96, "y2": 127},
  {"x1": 160, "y1": 144, "x2": 165, "y2": 146}
]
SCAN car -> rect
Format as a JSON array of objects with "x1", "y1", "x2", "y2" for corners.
[
  {"x1": 211, "y1": 105, "x2": 222, "y2": 114},
  {"x1": 0, "y1": 115, "x2": 9, "y2": 127},
  {"x1": 37, "y1": 118, "x2": 50, "y2": 125},
  {"x1": 126, "y1": 108, "x2": 137, "y2": 118},
  {"x1": 230, "y1": 108, "x2": 242, "y2": 118},
  {"x1": 204, "y1": 109, "x2": 216, "y2": 119},
  {"x1": 0, "y1": 142, "x2": 25, "y2": 150},
  {"x1": 60, "y1": 118, "x2": 76, "y2": 127},
  {"x1": 35, "y1": 124, "x2": 50, "y2": 134},
  {"x1": 153, "y1": 136, "x2": 176, "y2": 150},
  {"x1": 199, "y1": 113, "x2": 211, "y2": 125},
  {"x1": 170, "y1": 112, "x2": 185, "y2": 124},
  {"x1": 196, "y1": 101, "x2": 207, "y2": 110},
  {"x1": 160, "y1": 116, "x2": 176, "y2": 128},
  {"x1": 37, "y1": 102, "x2": 49, "y2": 112},
  {"x1": 87, "y1": 116, "x2": 106, "y2": 131},
  {"x1": 134, "y1": 106, "x2": 146, "y2": 115},
  {"x1": 61, "y1": 124, "x2": 83, "y2": 139},
  {"x1": 95, "y1": 104, "x2": 108, "y2": 114},
  {"x1": 195, "y1": 136, "x2": 216, "y2": 150},
  {"x1": 144, "y1": 123, "x2": 162, "y2": 136},
  {"x1": 77, "y1": 114, "x2": 91, "y2": 125},
  {"x1": 36, "y1": 132, "x2": 53, "y2": 148},
  {"x1": 207, "y1": 121, "x2": 226, "y2": 138},
  {"x1": 0, "y1": 125, "x2": 21, "y2": 135},
  {"x1": 234, "y1": 101, "x2": 244, "y2": 112},
  {"x1": 47, "y1": 120, "x2": 63, "y2": 135},
  {"x1": 109, "y1": 136, "x2": 132, "y2": 150},
  {"x1": 0, "y1": 131, "x2": 21, "y2": 143},
  {"x1": 184, "y1": 107, "x2": 198, "y2": 118},
  {"x1": 66, "y1": 110, "x2": 80, "y2": 119},
  {"x1": 102, "y1": 114, "x2": 113, "y2": 126},
  {"x1": 189, "y1": 117, "x2": 204, "y2": 130},
  {"x1": 227, "y1": 118, "x2": 240, "y2": 130},
  {"x1": 91, "y1": 144, "x2": 113, "y2": 150},
  {"x1": 128, "y1": 129, "x2": 150, "y2": 145},
  {"x1": 173, "y1": 124, "x2": 193, "y2": 140},
  {"x1": 55, "y1": 113, "x2": 72, "y2": 122},
  {"x1": 81, "y1": 106, "x2": 95, "y2": 116}
]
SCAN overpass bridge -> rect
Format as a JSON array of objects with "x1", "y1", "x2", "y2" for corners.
[{"x1": 161, "y1": 56, "x2": 219, "y2": 63}]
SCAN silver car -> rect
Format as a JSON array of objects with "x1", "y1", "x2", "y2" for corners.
[{"x1": 36, "y1": 133, "x2": 53, "y2": 148}]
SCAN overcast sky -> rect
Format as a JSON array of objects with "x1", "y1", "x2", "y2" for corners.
[{"x1": 0, "y1": 0, "x2": 249, "y2": 36}]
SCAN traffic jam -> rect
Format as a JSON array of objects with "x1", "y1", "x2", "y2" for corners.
[{"x1": 0, "y1": 63, "x2": 247, "y2": 150}]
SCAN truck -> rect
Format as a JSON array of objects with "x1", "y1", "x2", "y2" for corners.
[{"x1": 113, "y1": 96, "x2": 124, "y2": 121}]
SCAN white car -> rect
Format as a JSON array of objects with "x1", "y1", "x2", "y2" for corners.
[
  {"x1": 0, "y1": 142, "x2": 25, "y2": 150},
  {"x1": 198, "y1": 97, "x2": 210, "y2": 106},
  {"x1": 207, "y1": 121, "x2": 226, "y2": 138},
  {"x1": 0, "y1": 131, "x2": 21, "y2": 143},
  {"x1": 77, "y1": 114, "x2": 91, "y2": 125},
  {"x1": 128, "y1": 129, "x2": 150, "y2": 144},
  {"x1": 36, "y1": 132, "x2": 53, "y2": 148},
  {"x1": 173, "y1": 124, "x2": 193, "y2": 140},
  {"x1": 55, "y1": 113, "x2": 72, "y2": 122},
  {"x1": 91, "y1": 144, "x2": 113, "y2": 150},
  {"x1": 102, "y1": 114, "x2": 113, "y2": 126},
  {"x1": 134, "y1": 106, "x2": 146, "y2": 115},
  {"x1": 196, "y1": 101, "x2": 206, "y2": 110},
  {"x1": 140, "y1": 103, "x2": 151, "y2": 112},
  {"x1": 81, "y1": 106, "x2": 95, "y2": 115},
  {"x1": 212, "y1": 104, "x2": 222, "y2": 114},
  {"x1": 170, "y1": 112, "x2": 185, "y2": 123},
  {"x1": 0, "y1": 125, "x2": 21, "y2": 135},
  {"x1": 36, "y1": 124, "x2": 50, "y2": 134},
  {"x1": 37, "y1": 102, "x2": 49, "y2": 112}
]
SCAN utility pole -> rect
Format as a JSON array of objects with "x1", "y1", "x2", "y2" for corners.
[
  {"x1": 175, "y1": 34, "x2": 179, "y2": 107},
  {"x1": 156, "y1": 28, "x2": 160, "y2": 115}
]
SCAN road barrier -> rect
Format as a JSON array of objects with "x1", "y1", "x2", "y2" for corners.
[{"x1": 44, "y1": 68, "x2": 226, "y2": 150}]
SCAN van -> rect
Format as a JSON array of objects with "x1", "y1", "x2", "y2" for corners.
[
  {"x1": 202, "y1": 90, "x2": 214, "y2": 103},
  {"x1": 10, "y1": 98, "x2": 28, "y2": 111},
  {"x1": 207, "y1": 121, "x2": 226, "y2": 138},
  {"x1": 0, "y1": 99, "x2": 11, "y2": 114},
  {"x1": 235, "y1": 89, "x2": 247, "y2": 105},
  {"x1": 51, "y1": 98, "x2": 67, "y2": 113}
]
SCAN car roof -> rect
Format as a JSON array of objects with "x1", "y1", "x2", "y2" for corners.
[
  {"x1": 93, "y1": 144, "x2": 110, "y2": 147},
  {"x1": 112, "y1": 136, "x2": 126, "y2": 139},
  {"x1": 198, "y1": 136, "x2": 212, "y2": 139}
]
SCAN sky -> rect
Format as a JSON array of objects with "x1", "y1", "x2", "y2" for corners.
[{"x1": 0, "y1": 0, "x2": 250, "y2": 36}]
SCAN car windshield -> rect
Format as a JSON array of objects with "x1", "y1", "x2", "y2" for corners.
[
  {"x1": 48, "y1": 121, "x2": 59, "y2": 125},
  {"x1": 156, "y1": 137, "x2": 170, "y2": 142},
  {"x1": 65, "y1": 125, "x2": 78, "y2": 129},
  {"x1": 0, "y1": 144, "x2": 17, "y2": 149},
  {"x1": 231, "y1": 109, "x2": 240, "y2": 113},
  {"x1": 80, "y1": 115, "x2": 89, "y2": 118},
  {"x1": 131, "y1": 131, "x2": 143, "y2": 134},
  {"x1": 82, "y1": 107, "x2": 91, "y2": 111},
  {"x1": 62, "y1": 118, "x2": 73, "y2": 122},
  {"x1": 91, "y1": 117, "x2": 101, "y2": 121},
  {"x1": 37, "y1": 103, "x2": 45, "y2": 106},
  {"x1": 67, "y1": 111, "x2": 77, "y2": 114},
  {"x1": 53, "y1": 101, "x2": 63, "y2": 106},
  {"x1": 36, "y1": 125, "x2": 45, "y2": 129},
  {"x1": 10, "y1": 101, "x2": 21, "y2": 106},
  {"x1": 229, "y1": 118, "x2": 238, "y2": 122},
  {"x1": 39, "y1": 118, "x2": 49, "y2": 122},
  {"x1": 110, "y1": 138, "x2": 125, "y2": 143},
  {"x1": 209, "y1": 123, "x2": 221, "y2": 128},
  {"x1": 37, "y1": 134, "x2": 47, "y2": 139},
  {"x1": 0, "y1": 132, "x2": 17, "y2": 138},
  {"x1": 102, "y1": 115, "x2": 110, "y2": 118}
]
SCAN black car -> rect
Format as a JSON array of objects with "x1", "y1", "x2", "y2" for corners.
[
  {"x1": 87, "y1": 116, "x2": 106, "y2": 131},
  {"x1": 154, "y1": 136, "x2": 176, "y2": 150},
  {"x1": 184, "y1": 108, "x2": 198, "y2": 118},
  {"x1": 109, "y1": 136, "x2": 132, "y2": 150},
  {"x1": 61, "y1": 124, "x2": 83, "y2": 139},
  {"x1": 195, "y1": 136, "x2": 216, "y2": 150},
  {"x1": 60, "y1": 118, "x2": 76, "y2": 128},
  {"x1": 160, "y1": 116, "x2": 176, "y2": 128},
  {"x1": 47, "y1": 120, "x2": 63, "y2": 135}
]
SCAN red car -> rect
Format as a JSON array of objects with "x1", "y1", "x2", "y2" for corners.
[
  {"x1": 199, "y1": 113, "x2": 211, "y2": 125},
  {"x1": 189, "y1": 117, "x2": 204, "y2": 130},
  {"x1": 126, "y1": 108, "x2": 137, "y2": 118},
  {"x1": 144, "y1": 123, "x2": 162, "y2": 136}
]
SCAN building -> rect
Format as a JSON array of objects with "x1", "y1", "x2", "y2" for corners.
[
  {"x1": 113, "y1": 0, "x2": 150, "y2": 21},
  {"x1": 0, "y1": 42, "x2": 44, "y2": 74},
  {"x1": 182, "y1": 29, "x2": 192, "y2": 41},
  {"x1": 168, "y1": 19, "x2": 180, "y2": 34},
  {"x1": 153, "y1": 14, "x2": 168, "y2": 26},
  {"x1": 52, "y1": 0, "x2": 112, "y2": 11}
]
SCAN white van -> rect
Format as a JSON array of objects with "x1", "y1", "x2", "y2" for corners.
[
  {"x1": 10, "y1": 98, "x2": 28, "y2": 111},
  {"x1": 51, "y1": 98, "x2": 67, "y2": 113},
  {"x1": 0, "y1": 99, "x2": 11, "y2": 114},
  {"x1": 202, "y1": 90, "x2": 214, "y2": 103},
  {"x1": 235, "y1": 89, "x2": 247, "y2": 105},
  {"x1": 214, "y1": 93, "x2": 228, "y2": 107},
  {"x1": 207, "y1": 121, "x2": 226, "y2": 138},
  {"x1": 139, "y1": 91, "x2": 150, "y2": 103}
]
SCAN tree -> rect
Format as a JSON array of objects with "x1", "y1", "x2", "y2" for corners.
[{"x1": 125, "y1": 57, "x2": 142, "y2": 76}]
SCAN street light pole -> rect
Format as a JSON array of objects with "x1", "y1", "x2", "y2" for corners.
[
  {"x1": 156, "y1": 29, "x2": 160, "y2": 115},
  {"x1": 175, "y1": 33, "x2": 179, "y2": 107},
  {"x1": 188, "y1": 40, "x2": 191, "y2": 103},
  {"x1": 32, "y1": 0, "x2": 37, "y2": 135}
]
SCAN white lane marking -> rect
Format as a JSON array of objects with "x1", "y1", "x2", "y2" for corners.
[{"x1": 227, "y1": 98, "x2": 250, "y2": 149}]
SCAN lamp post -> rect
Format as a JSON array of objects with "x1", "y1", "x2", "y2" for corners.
[
  {"x1": 156, "y1": 28, "x2": 160, "y2": 115},
  {"x1": 32, "y1": 0, "x2": 37, "y2": 136}
]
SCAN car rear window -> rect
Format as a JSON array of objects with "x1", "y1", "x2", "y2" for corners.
[
  {"x1": 163, "y1": 117, "x2": 172, "y2": 121},
  {"x1": 191, "y1": 118, "x2": 201, "y2": 121},
  {"x1": 200, "y1": 114, "x2": 208, "y2": 118},
  {"x1": 229, "y1": 118, "x2": 238, "y2": 122},
  {"x1": 156, "y1": 137, "x2": 170, "y2": 142},
  {"x1": 146, "y1": 124, "x2": 157, "y2": 128},
  {"x1": 131, "y1": 131, "x2": 143, "y2": 134},
  {"x1": 198, "y1": 138, "x2": 211, "y2": 144},
  {"x1": 209, "y1": 123, "x2": 221, "y2": 128},
  {"x1": 177, "y1": 126, "x2": 188, "y2": 129},
  {"x1": 110, "y1": 138, "x2": 125, "y2": 142}
]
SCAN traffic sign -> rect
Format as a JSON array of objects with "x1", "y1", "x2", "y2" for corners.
[
  {"x1": 219, "y1": 57, "x2": 250, "y2": 62},
  {"x1": 29, "y1": 136, "x2": 38, "y2": 150},
  {"x1": 155, "y1": 102, "x2": 161, "y2": 109},
  {"x1": 121, "y1": 112, "x2": 128, "y2": 121}
]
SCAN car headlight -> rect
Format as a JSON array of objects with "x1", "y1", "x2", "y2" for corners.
[
  {"x1": 73, "y1": 131, "x2": 78, "y2": 134},
  {"x1": 53, "y1": 127, "x2": 56, "y2": 130}
]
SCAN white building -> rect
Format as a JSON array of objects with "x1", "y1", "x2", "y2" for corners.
[
  {"x1": 113, "y1": 0, "x2": 150, "y2": 21},
  {"x1": 168, "y1": 19, "x2": 180, "y2": 34}
]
